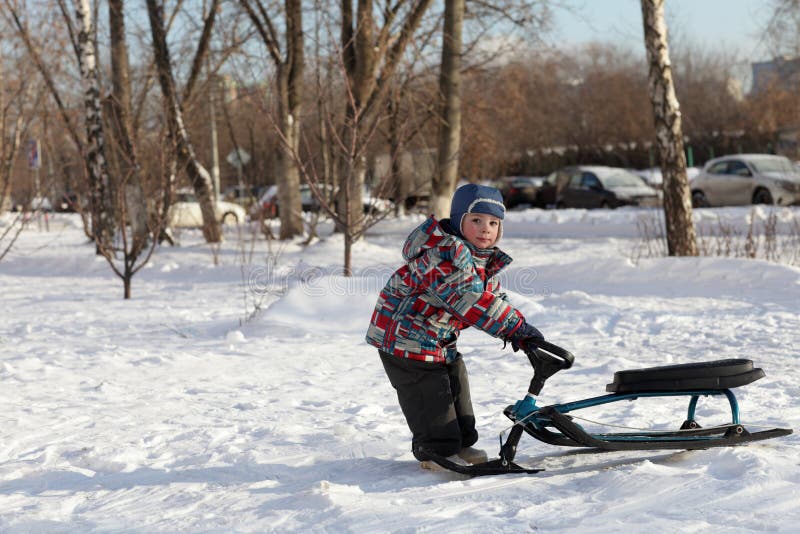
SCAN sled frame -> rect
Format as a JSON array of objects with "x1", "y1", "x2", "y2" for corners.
[
  {"x1": 503, "y1": 388, "x2": 792, "y2": 453},
  {"x1": 424, "y1": 343, "x2": 792, "y2": 475}
]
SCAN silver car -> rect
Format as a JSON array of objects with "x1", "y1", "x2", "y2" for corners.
[{"x1": 691, "y1": 154, "x2": 800, "y2": 207}]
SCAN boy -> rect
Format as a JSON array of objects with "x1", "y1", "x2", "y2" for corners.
[{"x1": 366, "y1": 184, "x2": 544, "y2": 470}]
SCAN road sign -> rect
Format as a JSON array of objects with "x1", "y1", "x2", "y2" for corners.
[
  {"x1": 226, "y1": 148, "x2": 250, "y2": 169},
  {"x1": 28, "y1": 139, "x2": 41, "y2": 169}
]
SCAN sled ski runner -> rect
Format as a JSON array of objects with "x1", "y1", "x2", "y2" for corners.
[
  {"x1": 425, "y1": 342, "x2": 792, "y2": 476},
  {"x1": 421, "y1": 452, "x2": 543, "y2": 476}
]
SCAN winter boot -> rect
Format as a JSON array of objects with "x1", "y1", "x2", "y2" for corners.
[
  {"x1": 420, "y1": 454, "x2": 470, "y2": 472},
  {"x1": 457, "y1": 446, "x2": 488, "y2": 464}
]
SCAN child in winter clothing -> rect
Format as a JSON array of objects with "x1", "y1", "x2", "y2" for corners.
[{"x1": 365, "y1": 184, "x2": 545, "y2": 469}]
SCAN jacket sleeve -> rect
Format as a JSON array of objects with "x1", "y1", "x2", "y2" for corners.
[{"x1": 410, "y1": 244, "x2": 525, "y2": 339}]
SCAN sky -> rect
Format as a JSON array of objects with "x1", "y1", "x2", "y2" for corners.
[{"x1": 552, "y1": 0, "x2": 773, "y2": 72}]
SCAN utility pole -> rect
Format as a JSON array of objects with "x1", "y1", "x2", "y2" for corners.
[
  {"x1": 204, "y1": 0, "x2": 220, "y2": 199},
  {"x1": 209, "y1": 70, "x2": 221, "y2": 198}
]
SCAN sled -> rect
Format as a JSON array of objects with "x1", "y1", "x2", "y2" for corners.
[{"x1": 427, "y1": 341, "x2": 792, "y2": 476}]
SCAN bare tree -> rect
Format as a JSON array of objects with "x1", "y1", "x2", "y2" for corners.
[
  {"x1": 2, "y1": 0, "x2": 104, "y2": 244},
  {"x1": 0, "y1": 45, "x2": 26, "y2": 213},
  {"x1": 761, "y1": 0, "x2": 800, "y2": 159},
  {"x1": 431, "y1": 0, "x2": 464, "y2": 218},
  {"x1": 0, "y1": 41, "x2": 36, "y2": 261},
  {"x1": 762, "y1": 0, "x2": 800, "y2": 57},
  {"x1": 145, "y1": 0, "x2": 222, "y2": 243},
  {"x1": 239, "y1": 0, "x2": 304, "y2": 240},
  {"x1": 2, "y1": 1, "x2": 83, "y2": 153},
  {"x1": 284, "y1": 105, "x2": 398, "y2": 274},
  {"x1": 107, "y1": 0, "x2": 148, "y2": 251},
  {"x1": 337, "y1": 0, "x2": 434, "y2": 266},
  {"x1": 311, "y1": 4, "x2": 336, "y2": 205},
  {"x1": 641, "y1": 0, "x2": 697, "y2": 256},
  {"x1": 83, "y1": 0, "x2": 169, "y2": 298},
  {"x1": 98, "y1": 131, "x2": 168, "y2": 299}
]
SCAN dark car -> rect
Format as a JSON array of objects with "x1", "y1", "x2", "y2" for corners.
[
  {"x1": 538, "y1": 166, "x2": 661, "y2": 209},
  {"x1": 252, "y1": 184, "x2": 334, "y2": 218},
  {"x1": 223, "y1": 184, "x2": 265, "y2": 212},
  {"x1": 494, "y1": 176, "x2": 544, "y2": 209},
  {"x1": 535, "y1": 170, "x2": 570, "y2": 208},
  {"x1": 54, "y1": 192, "x2": 84, "y2": 213}
]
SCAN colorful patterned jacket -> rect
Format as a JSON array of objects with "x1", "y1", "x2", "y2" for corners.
[{"x1": 365, "y1": 216, "x2": 525, "y2": 363}]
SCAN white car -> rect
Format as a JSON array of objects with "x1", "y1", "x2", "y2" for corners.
[
  {"x1": 251, "y1": 184, "x2": 394, "y2": 218},
  {"x1": 691, "y1": 154, "x2": 800, "y2": 207},
  {"x1": 168, "y1": 189, "x2": 247, "y2": 228}
]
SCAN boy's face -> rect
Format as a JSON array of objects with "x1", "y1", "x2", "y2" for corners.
[{"x1": 461, "y1": 212, "x2": 501, "y2": 248}]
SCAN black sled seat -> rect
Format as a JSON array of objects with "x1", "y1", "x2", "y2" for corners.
[{"x1": 606, "y1": 359, "x2": 765, "y2": 393}]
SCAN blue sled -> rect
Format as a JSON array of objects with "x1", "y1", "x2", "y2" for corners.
[{"x1": 428, "y1": 342, "x2": 792, "y2": 476}]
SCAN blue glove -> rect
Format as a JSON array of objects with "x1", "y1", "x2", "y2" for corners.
[{"x1": 509, "y1": 322, "x2": 544, "y2": 353}]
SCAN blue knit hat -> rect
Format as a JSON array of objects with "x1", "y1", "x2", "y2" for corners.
[{"x1": 449, "y1": 183, "x2": 506, "y2": 242}]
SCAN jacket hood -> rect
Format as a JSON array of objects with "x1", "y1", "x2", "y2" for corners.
[{"x1": 402, "y1": 216, "x2": 513, "y2": 275}]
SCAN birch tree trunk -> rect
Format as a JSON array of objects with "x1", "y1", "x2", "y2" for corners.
[
  {"x1": 108, "y1": 0, "x2": 148, "y2": 253},
  {"x1": 431, "y1": 0, "x2": 464, "y2": 219},
  {"x1": 146, "y1": 0, "x2": 221, "y2": 243},
  {"x1": 76, "y1": 0, "x2": 113, "y2": 251},
  {"x1": 641, "y1": 0, "x2": 698, "y2": 256}
]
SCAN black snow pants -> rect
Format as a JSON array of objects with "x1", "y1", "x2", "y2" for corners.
[{"x1": 379, "y1": 350, "x2": 478, "y2": 460}]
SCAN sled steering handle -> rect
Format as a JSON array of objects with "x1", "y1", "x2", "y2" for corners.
[
  {"x1": 525, "y1": 341, "x2": 575, "y2": 396},
  {"x1": 534, "y1": 341, "x2": 575, "y2": 370}
]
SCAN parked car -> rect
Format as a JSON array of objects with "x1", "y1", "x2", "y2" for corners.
[
  {"x1": 251, "y1": 184, "x2": 327, "y2": 218},
  {"x1": 10, "y1": 195, "x2": 55, "y2": 212},
  {"x1": 252, "y1": 184, "x2": 394, "y2": 218},
  {"x1": 534, "y1": 170, "x2": 569, "y2": 208},
  {"x1": 363, "y1": 188, "x2": 396, "y2": 215},
  {"x1": 167, "y1": 189, "x2": 247, "y2": 228},
  {"x1": 223, "y1": 184, "x2": 265, "y2": 211},
  {"x1": 252, "y1": 185, "x2": 279, "y2": 218},
  {"x1": 690, "y1": 154, "x2": 800, "y2": 208},
  {"x1": 493, "y1": 176, "x2": 545, "y2": 209},
  {"x1": 539, "y1": 166, "x2": 661, "y2": 209},
  {"x1": 55, "y1": 192, "x2": 84, "y2": 213}
]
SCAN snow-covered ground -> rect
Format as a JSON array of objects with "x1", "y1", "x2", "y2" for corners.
[{"x1": 1, "y1": 207, "x2": 798, "y2": 532}]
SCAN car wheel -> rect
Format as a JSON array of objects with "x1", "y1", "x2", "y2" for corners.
[
  {"x1": 600, "y1": 200, "x2": 610, "y2": 209},
  {"x1": 752, "y1": 188, "x2": 773, "y2": 205},
  {"x1": 222, "y1": 212, "x2": 239, "y2": 225},
  {"x1": 691, "y1": 190, "x2": 709, "y2": 208},
  {"x1": 556, "y1": 201, "x2": 566, "y2": 209}
]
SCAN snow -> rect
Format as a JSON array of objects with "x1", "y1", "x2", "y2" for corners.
[{"x1": 1, "y1": 207, "x2": 798, "y2": 532}]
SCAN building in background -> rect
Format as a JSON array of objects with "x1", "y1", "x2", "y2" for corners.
[{"x1": 751, "y1": 56, "x2": 800, "y2": 94}]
